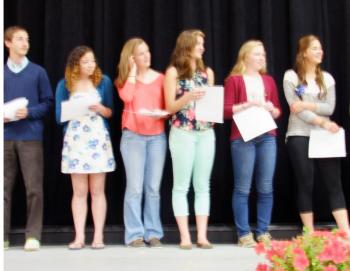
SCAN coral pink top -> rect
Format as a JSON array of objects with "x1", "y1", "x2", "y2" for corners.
[{"x1": 117, "y1": 74, "x2": 165, "y2": 135}]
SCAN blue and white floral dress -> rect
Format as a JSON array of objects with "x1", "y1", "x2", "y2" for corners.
[{"x1": 61, "y1": 89, "x2": 115, "y2": 173}]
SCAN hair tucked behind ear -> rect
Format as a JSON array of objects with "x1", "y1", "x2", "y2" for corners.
[
  {"x1": 116, "y1": 38, "x2": 145, "y2": 88},
  {"x1": 294, "y1": 35, "x2": 326, "y2": 99}
]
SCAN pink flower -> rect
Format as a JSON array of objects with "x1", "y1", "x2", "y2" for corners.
[
  {"x1": 293, "y1": 252, "x2": 309, "y2": 271},
  {"x1": 318, "y1": 246, "x2": 334, "y2": 262},
  {"x1": 255, "y1": 242, "x2": 266, "y2": 255},
  {"x1": 256, "y1": 229, "x2": 350, "y2": 270},
  {"x1": 255, "y1": 263, "x2": 271, "y2": 271},
  {"x1": 334, "y1": 230, "x2": 348, "y2": 240},
  {"x1": 269, "y1": 240, "x2": 290, "y2": 258},
  {"x1": 313, "y1": 230, "x2": 332, "y2": 240},
  {"x1": 324, "y1": 265, "x2": 337, "y2": 271},
  {"x1": 293, "y1": 247, "x2": 305, "y2": 256},
  {"x1": 318, "y1": 238, "x2": 347, "y2": 264},
  {"x1": 187, "y1": 109, "x2": 195, "y2": 120},
  {"x1": 174, "y1": 120, "x2": 180, "y2": 127}
]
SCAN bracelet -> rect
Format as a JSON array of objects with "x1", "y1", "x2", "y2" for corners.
[{"x1": 128, "y1": 75, "x2": 136, "y2": 78}]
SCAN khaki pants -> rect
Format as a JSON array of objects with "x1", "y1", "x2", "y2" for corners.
[{"x1": 4, "y1": 141, "x2": 43, "y2": 241}]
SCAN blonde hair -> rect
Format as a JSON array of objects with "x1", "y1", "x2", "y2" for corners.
[
  {"x1": 229, "y1": 40, "x2": 267, "y2": 76},
  {"x1": 116, "y1": 38, "x2": 145, "y2": 88},
  {"x1": 169, "y1": 29, "x2": 206, "y2": 79},
  {"x1": 294, "y1": 35, "x2": 326, "y2": 99},
  {"x1": 64, "y1": 46, "x2": 102, "y2": 92}
]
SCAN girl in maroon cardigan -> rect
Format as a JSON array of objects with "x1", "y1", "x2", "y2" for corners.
[{"x1": 224, "y1": 40, "x2": 281, "y2": 247}]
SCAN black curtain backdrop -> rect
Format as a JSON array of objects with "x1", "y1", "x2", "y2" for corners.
[{"x1": 4, "y1": 0, "x2": 350, "y2": 228}]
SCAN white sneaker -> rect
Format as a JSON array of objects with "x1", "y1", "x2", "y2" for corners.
[
  {"x1": 4, "y1": 240, "x2": 10, "y2": 250},
  {"x1": 24, "y1": 238, "x2": 40, "y2": 251}
]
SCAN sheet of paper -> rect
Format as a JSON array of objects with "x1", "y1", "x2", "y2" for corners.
[
  {"x1": 4, "y1": 97, "x2": 29, "y2": 121},
  {"x1": 232, "y1": 106, "x2": 277, "y2": 142},
  {"x1": 61, "y1": 96, "x2": 99, "y2": 122},
  {"x1": 138, "y1": 108, "x2": 169, "y2": 117},
  {"x1": 195, "y1": 86, "x2": 224, "y2": 123},
  {"x1": 308, "y1": 128, "x2": 346, "y2": 158}
]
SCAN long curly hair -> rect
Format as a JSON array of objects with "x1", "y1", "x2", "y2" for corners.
[
  {"x1": 169, "y1": 29, "x2": 206, "y2": 79},
  {"x1": 115, "y1": 38, "x2": 145, "y2": 88},
  {"x1": 228, "y1": 40, "x2": 267, "y2": 76},
  {"x1": 64, "y1": 45, "x2": 102, "y2": 92},
  {"x1": 294, "y1": 35, "x2": 326, "y2": 99}
]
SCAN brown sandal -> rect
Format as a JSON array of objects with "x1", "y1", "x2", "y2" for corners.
[
  {"x1": 179, "y1": 243, "x2": 193, "y2": 250},
  {"x1": 91, "y1": 242, "x2": 105, "y2": 249},
  {"x1": 68, "y1": 242, "x2": 85, "y2": 250},
  {"x1": 196, "y1": 242, "x2": 213, "y2": 249}
]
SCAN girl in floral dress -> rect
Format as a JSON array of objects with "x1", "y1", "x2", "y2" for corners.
[{"x1": 56, "y1": 46, "x2": 115, "y2": 249}]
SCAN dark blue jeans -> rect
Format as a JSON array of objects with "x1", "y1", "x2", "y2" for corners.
[{"x1": 231, "y1": 134, "x2": 277, "y2": 237}]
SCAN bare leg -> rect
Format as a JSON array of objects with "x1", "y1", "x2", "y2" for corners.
[
  {"x1": 175, "y1": 216, "x2": 192, "y2": 246},
  {"x1": 89, "y1": 173, "x2": 107, "y2": 245},
  {"x1": 70, "y1": 174, "x2": 89, "y2": 246},
  {"x1": 300, "y1": 212, "x2": 314, "y2": 233},
  {"x1": 196, "y1": 215, "x2": 211, "y2": 245},
  {"x1": 332, "y1": 209, "x2": 350, "y2": 236}
]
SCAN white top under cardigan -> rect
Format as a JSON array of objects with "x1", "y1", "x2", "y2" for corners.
[{"x1": 243, "y1": 74, "x2": 266, "y2": 103}]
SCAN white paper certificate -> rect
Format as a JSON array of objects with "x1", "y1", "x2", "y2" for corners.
[
  {"x1": 138, "y1": 108, "x2": 169, "y2": 117},
  {"x1": 195, "y1": 86, "x2": 224, "y2": 123},
  {"x1": 61, "y1": 96, "x2": 99, "y2": 122},
  {"x1": 232, "y1": 106, "x2": 277, "y2": 142},
  {"x1": 4, "y1": 97, "x2": 29, "y2": 121},
  {"x1": 308, "y1": 128, "x2": 346, "y2": 158}
]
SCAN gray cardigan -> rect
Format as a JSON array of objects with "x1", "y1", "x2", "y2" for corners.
[{"x1": 283, "y1": 69, "x2": 336, "y2": 138}]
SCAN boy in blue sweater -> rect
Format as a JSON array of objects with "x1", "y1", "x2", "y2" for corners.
[{"x1": 4, "y1": 26, "x2": 53, "y2": 251}]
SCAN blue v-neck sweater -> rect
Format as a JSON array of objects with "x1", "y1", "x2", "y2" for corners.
[{"x1": 4, "y1": 62, "x2": 53, "y2": 141}]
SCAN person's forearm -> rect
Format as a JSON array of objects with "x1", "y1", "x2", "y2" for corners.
[
  {"x1": 99, "y1": 106, "x2": 112, "y2": 118},
  {"x1": 166, "y1": 95, "x2": 190, "y2": 114},
  {"x1": 232, "y1": 102, "x2": 251, "y2": 114}
]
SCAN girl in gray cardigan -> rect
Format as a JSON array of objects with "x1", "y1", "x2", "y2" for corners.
[{"x1": 283, "y1": 35, "x2": 350, "y2": 236}]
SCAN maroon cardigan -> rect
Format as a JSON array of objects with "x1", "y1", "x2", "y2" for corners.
[{"x1": 224, "y1": 74, "x2": 282, "y2": 141}]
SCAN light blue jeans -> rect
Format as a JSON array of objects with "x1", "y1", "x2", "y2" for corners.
[
  {"x1": 169, "y1": 127, "x2": 215, "y2": 216},
  {"x1": 120, "y1": 129, "x2": 167, "y2": 245},
  {"x1": 231, "y1": 134, "x2": 276, "y2": 237}
]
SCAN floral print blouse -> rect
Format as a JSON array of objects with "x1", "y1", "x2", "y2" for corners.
[{"x1": 171, "y1": 71, "x2": 214, "y2": 131}]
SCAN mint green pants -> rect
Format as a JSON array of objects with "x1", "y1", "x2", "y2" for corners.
[{"x1": 169, "y1": 127, "x2": 215, "y2": 216}]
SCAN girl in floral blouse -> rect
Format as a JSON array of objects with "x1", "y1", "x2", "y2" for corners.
[{"x1": 164, "y1": 29, "x2": 215, "y2": 250}]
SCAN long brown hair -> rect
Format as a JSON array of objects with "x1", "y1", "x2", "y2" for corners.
[
  {"x1": 228, "y1": 40, "x2": 267, "y2": 76},
  {"x1": 64, "y1": 45, "x2": 102, "y2": 92},
  {"x1": 115, "y1": 38, "x2": 145, "y2": 88},
  {"x1": 169, "y1": 29, "x2": 206, "y2": 79},
  {"x1": 294, "y1": 35, "x2": 326, "y2": 99}
]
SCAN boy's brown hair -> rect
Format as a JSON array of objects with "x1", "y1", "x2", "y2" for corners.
[{"x1": 4, "y1": 26, "x2": 27, "y2": 42}]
